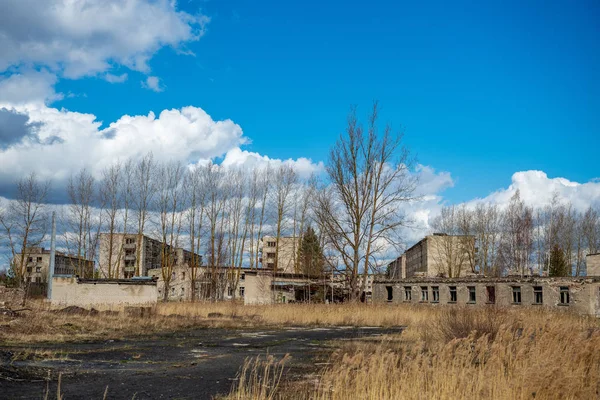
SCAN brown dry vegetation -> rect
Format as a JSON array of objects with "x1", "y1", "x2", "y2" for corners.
[
  {"x1": 229, "y1": 306, "x2": 600, "y2": 400},
  {"x1": 1, "y1": 301, "x2": 434, "y2": 344}
]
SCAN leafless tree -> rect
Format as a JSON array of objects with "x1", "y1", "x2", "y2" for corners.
[
  {"x1": 64, "y1": 168, "x2": 98, "y2": 278},
  {"x1": 155, "y1": 162, "x2": 185, "y2": 301},
  {"x1": 429, "y1": 206, "x2": 469, "y2": 277},
  {"x1": 498, "y1": 190, "x2": 533, "y2": 276},
  {"x1": 314, "y1": 103, "x2": 416, "y2": 300},
  {"x1": 472, "y1": 203, "x2": 501, "y2": 276},
  {"x1": 99, "y1": 162, "x2": 122, "y2": 278},
  {"x1": 0, "y1": 173, "x2": 51, "y2": 286},
  {"x1": 249, "y1": 166, "x2": 270, "y2": 270},
  {"x1": 132, "y1": 153, "x2": 156, "y2": 276},
  {"x1": 184, "y1": 165, "x2": 207, "y2": 301},
  {"x1": 270, "y1": 164, "x2": 297, "y2": 272}
]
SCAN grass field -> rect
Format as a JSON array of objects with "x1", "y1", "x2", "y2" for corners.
[{"x1": 3, "y1": 301, "x2": 600, "y2": 399}]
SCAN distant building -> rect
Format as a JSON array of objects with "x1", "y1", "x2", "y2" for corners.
[
  {"x1": 260, "y1": 236, "x2": 299, "y2": 274},
  {"x1": 387, "y1": 254, "x2": 406, "y2": 279},
  {"x1": 13, "y1": 247, "x2": 94, "y2": 283},
  {"x1": 373, "y1": 276, "x2": 600, "y2": 317},
  {"x1": 404, "y1": 234, "x2": 476, "y2": 278},
  {"x1": 98, "y1": 233, "x2": 201, "y2": 279}
]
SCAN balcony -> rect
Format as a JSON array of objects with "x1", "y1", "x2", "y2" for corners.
[
  {"x1": 123, "y1": 243, "x2": 136, "y2": 249},
  {"x1": 123, "y1": 266, "x2": 135, "y2": 273},
  {"x1": 124, "y1": 255, "x2": 136, "y2": 261}
]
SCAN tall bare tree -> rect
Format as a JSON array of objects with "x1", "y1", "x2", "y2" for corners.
[
  {"x1": 132, "y1": 153, "x2": 156, "y2": 276},
  {"x1": 184, "y1": 165, "x2": 207, "y2": 301},
  {"x1": 156, "y1": 162, "x2": 185, "y2": 301},
  {"x1": 0, "y1": 173, "x2": 51, "y2": 286},
  {"x1": 498, "y1": 190, "x2": 533, "y2": 276},
  {"x1": 315, "y1": 103, "x2": 416, "y2": 300},
  {"x1": 271, "y1": 164, "x2": 297, "y2": 272}
]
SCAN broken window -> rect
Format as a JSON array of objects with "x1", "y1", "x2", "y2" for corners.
[
  {"x1": 468, "y1": 286, "x2": 476, "y2": 303},
  {"x1": 228, "y1": 287, "x2": 234, "y2": 297},
  {"x1": 404, "y1": 286, "x2": 412, "y2": 301},
  {"x1": 267, "y1": 252, "x2": 276, "y2": 258},
  {"x1": 560, "y1": 287, "x2": 570, "y2": 305},
  {"x1": 449, "y1": 286, "x2": 457, "y2": 303},
  {"x1": 512, "y1": 286, "x2": 522, "y2": 304},
  {"x1": 486, "y1": 286, "x2": 496, "y2": 303},
  {"x1": 171, "y1": 271, "x2": 176, "y2": 281},
  {"x1": 37, "y1": 257, "x2": 42, "y2": 262},
  {"x1": 36, "y1": 267, "x2": 41, "y2": 273},
  {"x1": 182, "y1": 272, "x2": 185, "y2": 280},
  {"x1": 420, "y1": 286, "x2": 429, "y2": 302},
  {"x1": 432, "y1": 286, "x2": 439, "y2": 303},
  {"x1": 267, "y1": 241, "x2": 276, "y2": 247},
  {"x1": 240, "y1": 273, "x2": 245, "y2": 281},
  {"x1": 28, "y1": 257, "x2": 33, "y2": 262},
  {"x1": 533, "y1": 286, "x2": 543, "y2": 304},
  {"x1": 239, "y1": 287, "x2": 245, "y2": 297},
  {"x1": 386, "y1": 286, "x2": 393, "y2": 302}
]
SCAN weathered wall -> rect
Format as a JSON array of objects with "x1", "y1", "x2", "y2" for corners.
[
  {"x1": 373, "y1": 277, "x2": 600, "y2": 316},
  {"x1": 587, "y1": 254, "x2": 600, "y2": 276},
  {"x1": 51, "y1": 277, "x2": 157, "y2": 309},
  {"x1": 244, "y1": 273, "x2": 274, "y2": 305},
  {"x1": 0, "y1": 285, "x2": 25, "y2": 307}
]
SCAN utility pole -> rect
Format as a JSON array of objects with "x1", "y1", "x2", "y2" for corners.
[{"x1": 47, "y1": 212, "x2": 56, "y2": 301}]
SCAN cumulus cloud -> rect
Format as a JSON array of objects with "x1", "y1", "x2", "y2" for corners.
[
  {"x1": 468, "y1": 171, "x2": 600, "y2": 212},
  {"x1": 142, "y1": 76, "x2": 164, "y2": 92},
  {"x1": 0, "y1": 0, "x2": 209, "y2": 79},
  {"x1": 0, "y1": 108, "x2": 40, "y2": 149},
  {"x1": 0, "y1": 70, "x2": 62, "y2": 105},
  {"x1": 0, "y1": 105, "x2": 245, "y2": 192},
  {"x1": 104, "y1": 73, "x2": 128, "y2": 84},
  {"x1": 221, "y1": 147, "x2": 324, "y2": 179}
]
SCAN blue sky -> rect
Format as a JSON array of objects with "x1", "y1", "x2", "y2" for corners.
[{"x1": 1, "y1": 0, "x2": 599, "y2": 205}]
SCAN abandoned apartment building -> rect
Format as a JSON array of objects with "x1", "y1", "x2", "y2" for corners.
[
  {"x1": 13, "y1": 247, "x2": 95, "y2": 284},
  {"x1": 376, "y1": 237, "x2": 600, "y2": 316}
]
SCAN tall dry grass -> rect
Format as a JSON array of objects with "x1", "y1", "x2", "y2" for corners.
[{"x1": 228, "y1": 307, "x2": 600, "y2": 400}]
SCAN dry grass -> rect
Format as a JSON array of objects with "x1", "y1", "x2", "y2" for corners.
[
  {"x1": 0, "y1": 301, "x2": 435, "y2": 344},
  {"x1": 228, "y1": 306, "x2": 600, "y2": 400}
]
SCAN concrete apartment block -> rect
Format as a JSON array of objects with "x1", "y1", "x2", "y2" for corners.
[
  {"x1": 373, "y1": 276, "x2": 600, "y2": 316},
  {"x1": 98, "y1": 233, "x2": 200, "y2": 279},
  {"x1": 13, "y1": 247, "x2": 94, "y2": 282},
  {"x1": 260, "y1": 236, "x2": 299, "y2": 274},
  {"x1": 404, "y1": 234, "x2": 476, "y2": 278}
]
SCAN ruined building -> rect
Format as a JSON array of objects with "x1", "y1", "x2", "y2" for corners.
[{"x1": 13, "y1": 247, "x2": 94, "y2": 283}]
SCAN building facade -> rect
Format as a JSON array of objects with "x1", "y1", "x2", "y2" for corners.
[
  {"x1": 587, "y1": 254, "x2": 600, "y2": 276},
  {"x1": 404, "y1": 234, "x2": 476, "y2": 278},
  {"x1": 373, "y1": 276, "x2": 600, "y2": 316},
  {"x1": 260, "y1": 236, "x2": 299, "y2": 273},
  {"x1": 98, "y1": 233, "x2": 201, "y2": 279},
  {"x1": 13, "y1": 247, "x2": 94, "y2": 283}
]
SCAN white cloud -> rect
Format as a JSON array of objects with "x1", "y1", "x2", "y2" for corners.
[
  {"x1": 0, "y1": 0, "x2": 209, "y2": 79},
  {"x1": 221, "y1": 147, "x2": 324, "y2": 178},
  {"x1": 467, "y1": 171, "x2": 600, "y2": 212},
  {"x1": 0, "y1": 105, "x2": 245, "y2": 188},
  {"x1": 104, "y1": 73, "x2": 128, "y2": 84},
  {"x1": 142, "y1": 76, "x2": 164, "y2": 92},
  {"x1": 0, "y1": 70, "x2": 62, "y2": 105}
]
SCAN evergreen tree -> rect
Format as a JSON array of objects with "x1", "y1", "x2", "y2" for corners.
[
  {"x1": 549, "y1": 244, "x2": 570, "y2": 277},
  {"x1": 297, "y1": 226, "x2": 324, "y2": 276}
]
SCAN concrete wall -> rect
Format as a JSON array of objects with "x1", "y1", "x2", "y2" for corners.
[
  {"x1": 587, "y1": 254, "x2": 600, "y2": 276},
  {"x1": 373, "y1": 277, "x2": 600, "y2": 316},
  {"x1": 261, "y1": 236, "x2": 298, "y2": 274},
  {"x1": 244, "y1": 272, "x2": 274, "y2": 305},
  {"x1": 51, "y1": 276, "x2": 157, "y2": 309},
  {"x1": 404, "y1": 235, "x2": 475, "y2": 278}
]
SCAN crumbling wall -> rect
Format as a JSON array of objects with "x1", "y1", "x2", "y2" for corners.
[
  {"x1": 51, "y1": 277, "x2": 157, "y2": 309},
  {"x1": 0, "y1": 285, "x2": 25, "y2": 308}
]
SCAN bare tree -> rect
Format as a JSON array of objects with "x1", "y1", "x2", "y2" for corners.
[
  {"x1": 132, "y1": 153, "x2": 156, "y2": 276},
  {"x1": 473, "y1": 203, "x2": 500, "y2": 276},
  {"x1": 271, "y1": 164, "x2": 297, "y2": 272},
  {"x1": 0, "y1": 173, "x2": 51, "y2": 286},
  {"x1": 250, "y1": 166, "x2": 270, "y2": 270},
  {"x1": 99, "y1": 163, "x2": 122, "y2": 278},
  {"x1": 184, "y1": 165, "x2": 207, "y2": 301},
  {"x1": 498, "y1": 190, "x2": 533, "y2": 276},
  {"x1": 155, "y1": 162, "x2": 185, "y2": 301},
  {"x1": 315, "y1": 103, "x2": 416, "y2": 300},
  {"x1": 430, "y1": 206, "x2": 469, "y2": 277},
  {"x1": 65, "y1": 168, "x2": 97, "y2": 278}
]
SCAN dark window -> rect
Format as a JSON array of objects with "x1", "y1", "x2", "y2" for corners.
[
  {"x1": 36, "y1": 277, "x2": 42, "y2": 283},
  {"x1": 432, "y1": 286, "x2": 439, "y2": 303},
  {"x1": 533, "y1": 286, "x2": 543, "y2": 304},
  {"x1": 386, "y1": 286, "x2": 393, "y2": 302},
  {"x1": 267, "y1": 241, "x2": 276, "y2": 247},
  {"x1": 36, "y1": 267, "x2": 41, "y2": 273},
  {"x1": 37, "y1": 257, "x2": 42, "y2": 262},
  {"x1": 404, "y1": 286, "x2": 412, "y2": 301},
  {"x1": 240, "y1": 273, "x2": 245, "y2": 281},
  {"x1": 267, "y1": 252, "x2": 276, "y2": 258},
  {"x1": 560, "y1": 287, "x2": 570, "y2": 305},
  {"x1": 420, "y1": 286, "x2": 429, "y2": 302},
  {"x1": 240, "y1": 287, "x2": 245, "y2": 297},
  {"x1": 182, "y1": 272, "x2": 185, "y2": 280},
  {"x1": 449, "y1": 286, "x2": 457, "y2": 303},
  {"x1": 468, "y1": 286, "x2": 476, "y2": 303},
  {"x1": 512, "y1": 286, "x2": 522, "y2": 304},
  {"x1": 28, "y1": 257, "x2": 33, "y2": 262},
  {"x1": 486, "y1": 286, "x2": 496, "y2": 303}
]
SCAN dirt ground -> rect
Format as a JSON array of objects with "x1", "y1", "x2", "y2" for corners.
[{"x1": 0, "y1": 326, "x2": 403, "y2": 399}]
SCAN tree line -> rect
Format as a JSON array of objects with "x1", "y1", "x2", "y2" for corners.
[{"x1": 430, "y1": 191, "x2": 600, "y2": 277}]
